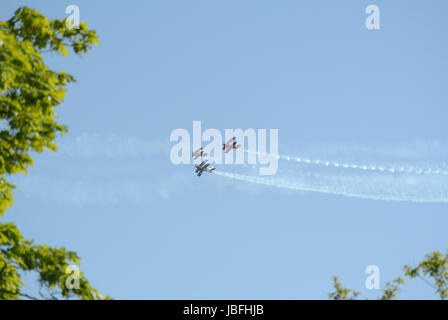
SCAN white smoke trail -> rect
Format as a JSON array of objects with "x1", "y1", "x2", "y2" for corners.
[
  {"x1": 244, "y1": 149, "x2": 448, "y2": 176},
  {"x1": 213, "y1": 170, "x2": 448, "y2": 202},
  {"x1": 57, "y1": 133, "x2": 168, "y2": 158}
]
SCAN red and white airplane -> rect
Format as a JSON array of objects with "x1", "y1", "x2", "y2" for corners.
[
  {"x1": 222, "y1": 137, "x2": 241, "y2": 153},
  {"x1": 192, "y1": 147, "x2": 207, "y2": 160}
]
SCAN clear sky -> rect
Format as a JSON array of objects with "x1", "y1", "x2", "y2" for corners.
[{"x1": 1, "y1": 0, "x2": 448, "y2": 299}]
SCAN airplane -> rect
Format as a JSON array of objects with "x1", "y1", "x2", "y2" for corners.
[
  {"x1": 192, "y1": 147, "x2": 207, "y2": 160},
  {"x1": 195, "y1": 160, "x2": 216, "y2": 177},
  {"x1": 222, "y1": 137, "x2": 241, "y2": 153}
]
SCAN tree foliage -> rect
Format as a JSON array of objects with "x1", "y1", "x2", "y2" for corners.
[
  {"x1": 404, "y1": 251, "x2": 448, "y2": 300},
  {"x1": 0, "y1": 223, "x2": 105, "y2": 300},
  {"x1": 378, "y1": 277, "x2": 405, "y2": 300},
  {"x1": 329, "y1": 251, "x2": 447, "y2": 300},
  {"x1": 0, "y1": 6, "x2": 106, "y2": 299},
  {"x1": 328, "y1": 276, "x2": 360, "y2": 300}
]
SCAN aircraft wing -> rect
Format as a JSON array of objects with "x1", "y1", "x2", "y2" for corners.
[{"x1": 225, "y1": 137, "x2": 235, "y2": 145}]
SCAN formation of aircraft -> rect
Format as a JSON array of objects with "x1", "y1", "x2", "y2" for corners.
[
  {"x1": 193, "y1": 137, "x2": 240, "y2": 177},
  {"x1": 222, "y1": 137, "x2": 241, "y2": 153}
]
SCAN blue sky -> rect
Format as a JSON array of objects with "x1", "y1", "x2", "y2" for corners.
[{"x1": 1, "y1": 0, "x2": 448, "y2": 299}]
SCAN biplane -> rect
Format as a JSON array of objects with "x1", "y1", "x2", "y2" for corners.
[
  {"x1": 192, "y1": 147, "x2": 207, "y2": 160},
  {"x1": 195, "y1": 160, "x2": 216, "y2": 177},
  {"x1": 222, "y1": 137, "x2": 241, "y2": 153}
]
